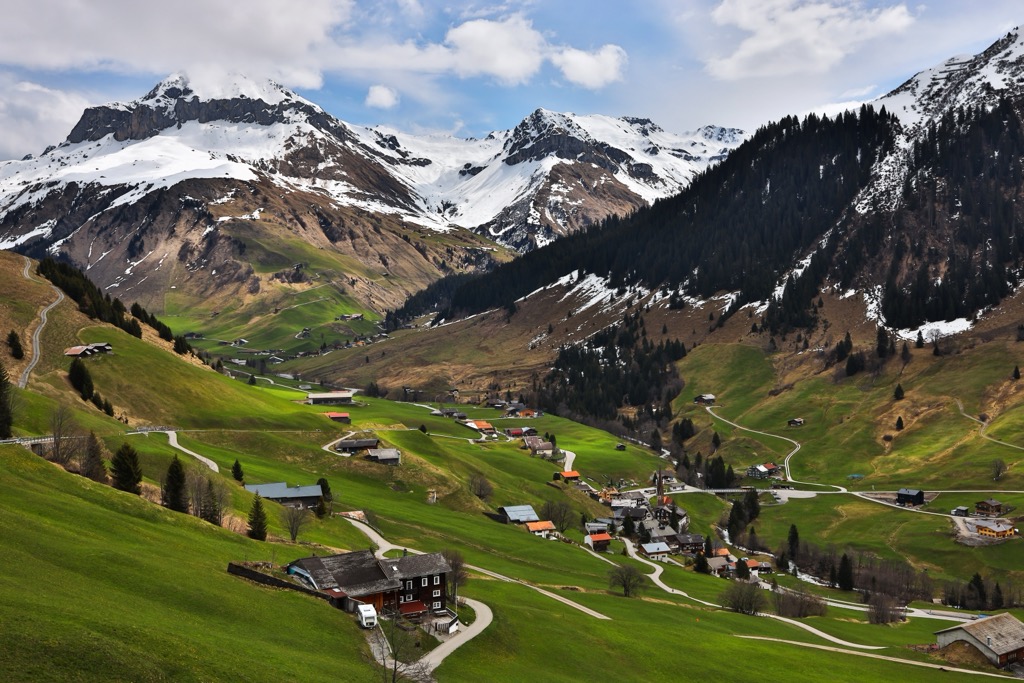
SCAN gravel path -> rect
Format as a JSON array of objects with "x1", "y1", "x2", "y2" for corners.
[{"x1": 18, "y1": 255, "x2": 64, "y2": 389}]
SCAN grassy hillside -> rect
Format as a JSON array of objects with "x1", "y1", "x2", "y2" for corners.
[{"x1": 0, "y1": 446, "x2": 375, "y2": 682}]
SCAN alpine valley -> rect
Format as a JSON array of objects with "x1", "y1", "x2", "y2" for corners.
[{"x1": 3, "y1": 24, "x2": 1024, "y2": 683}]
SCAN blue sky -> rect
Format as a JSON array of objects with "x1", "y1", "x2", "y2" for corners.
[{"x1": 0, "y1": 1, "x2": 1020, "y2": 159}]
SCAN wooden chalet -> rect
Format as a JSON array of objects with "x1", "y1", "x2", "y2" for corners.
[
  {"x1": 497, "y1": 505, "x2": 540, "y2": 524},
  {"x1": 287, "y1": 550, "x2": 451, "y2": 616},
  {"x1": 975, "y1": 498, "x2": 1004, "y2": 516},
  {"x1": 368, "y1": 448, "x2": 401, "y2": 465}
]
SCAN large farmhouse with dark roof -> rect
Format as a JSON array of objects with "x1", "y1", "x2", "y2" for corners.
[
  {"x1": 935, "y1": 612, "x2": 1024, "y2": 668},
  {"x1": 287, "y1": 550, "x2": 451, "y2": 616}
]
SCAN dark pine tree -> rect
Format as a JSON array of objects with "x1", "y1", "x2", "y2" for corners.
[
  {"x1": 200, "y1": 480, "x2": 222, "y2": 526},
  {"x1": 231, "y1": 459, "x2": 244, "y2": 483},
  {"x1": 788, "y1": 524, "x2": 800, "y2": 559},
  {"x1": 1014, "y1": 365, "x2": 1021, "y2": 381},
  {"x1": 161, "y1": 455, "x2": 189, "y2": 512},
  {"x1": 247, "y1": 494, "x2": 268, "y2": 541},
  {"x1": 838, "y1": 553, "x2": 854, "y2": 591},
  {"x1": 110, "y1": 443, "x2": 143, "y2": 494},
  {"x1": 7, "y1": 330, "x2": 23, "y2": 359},
  {"x1": 894, "y1": 383, "x2": 905, "y2": 400},
  {"x1": 896, "y1": 416, "x2": 904, "y2": 431},
  {"x1": 68, "y1": 357, "x2": 94, "y2": 401},
  {"x1": 81, "y1": 432, "x2": 108, "y2": 483}
]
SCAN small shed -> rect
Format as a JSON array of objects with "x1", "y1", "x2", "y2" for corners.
[
  {"x1": 951, "y1": 506, "x2": 969, "y2": 517},
  {"x1": 555, "y1": 470, "x2": 580, "y2": 482},
  {"x1": 897, "y1": 488, "x2": 925, "y2": 506},
  {"x1": 787, "y1": 418, "x2": 804, "y2": 427},
  {"x1": 694, "y1": 394, "x2": 716, "y2": 405},
  {"x1": 325, "y1": 412, "x2": 351, "y2": 423},
  {"x1": 587, "y1": 532, "x2": 613, "y2": 552}
]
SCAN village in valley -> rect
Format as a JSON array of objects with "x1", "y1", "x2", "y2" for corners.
[{"x1": 213, "y1": 384, "x2": 1024, "y2": 678}]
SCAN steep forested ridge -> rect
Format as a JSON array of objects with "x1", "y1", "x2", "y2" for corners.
[
  {"x1": 873, "y1": 98, "x2": 1024, "y2": 328},
  {"x1": 395, "y1": 106, "x2": 899, "y2": 325}
]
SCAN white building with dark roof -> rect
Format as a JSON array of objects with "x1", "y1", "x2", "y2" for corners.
[{"x1": 935, "y1": 612, "x2": 1024, "y2": 668}]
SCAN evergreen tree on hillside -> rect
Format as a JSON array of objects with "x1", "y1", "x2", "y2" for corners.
[
  {"x1": 68, "y1": 358, "x2": 94, "y2": 401},
  {"x1": 894, "y1": 383, "x2": 904, "y2": 400},
  {"x1": 896, "y1": 416, "x2": 904, "y2": 431},
  {"x1": 231, "y1": 459, "x2": 244, "y2": 483},
  {"x1": 247, "y1": 494, "x2": 268, "y2": 541},
  {"x1": 1014, "y1": 365, "x2": 1021, "y2": 380},
  {"x1": 7, "y1": 330, "x2": 23, "y2": 360},
  {"x1": 199, "y1": 480, "x2": 224, "y2": 526},
  {"x1": 161, "y1": 455, "x2": 188, "y2": 512},
  {"x1": 110, "y1": 443, "x2": 143, "y2": 494},
  {"x1": 0, "y1": 360, "x2": 14, "y2": 439},
  {"x1": 81, "y1": 432, "x2": 109, "y2": 483},
  {"x1": 838, "y1": 553, "x2": 855, "y2": 591},
  {"x1": 788, "y1": 524, "x2": 800, "y2": 559}
]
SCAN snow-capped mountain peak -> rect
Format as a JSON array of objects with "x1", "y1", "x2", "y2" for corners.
[{"x1": 877, "y1": 27, "x2": 1024, "y2": 131}]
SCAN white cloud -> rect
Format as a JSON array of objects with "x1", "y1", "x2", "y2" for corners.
[
  {"x1": 551, "y1": 45, "x2": 627, "y2": 89},
  {"x1": 0, "y1": 74, "x2": 92, "y2": 159},
  {"x1": 365, "y1": 84, "x2": 400, "y2": 108},
  {"x1": 444, "y1": 15, "x2": 546, "y2": 85},
  {"x1": 707, "y1": 0, "x2": 914, "y2": 80},
  {"x1": 0, "y1": 0, "x2": 352, "y2": 87}
]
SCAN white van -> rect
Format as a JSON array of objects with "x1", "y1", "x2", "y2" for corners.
[{"x1": 356, "y1": 604, "x2": 377, "y2": 628}]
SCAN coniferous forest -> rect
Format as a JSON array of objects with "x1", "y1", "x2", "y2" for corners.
[{"x1": 392, "y1": 106, "x2": 899, "y2": 327}]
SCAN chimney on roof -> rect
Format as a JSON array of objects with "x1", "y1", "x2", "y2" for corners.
[
  {"x1": 987, "y1": 636, "x2": 992, "y2": 647},
  {"x1": 402, "y1": 548, "x2": 408, "y2": 557}
]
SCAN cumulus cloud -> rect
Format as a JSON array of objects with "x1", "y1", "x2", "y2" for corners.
[
  {"x1": 707, "y1": 0, "x2": 914, "y2": 80},
  {"x1": 0, "y1": 74, "x2": 92, "y2": 159},
  {"x1": 551, "y1": 45, "x2": 627, "y2": 89},
  {"x1": 444, "y1": 15, "x2": 546, "y2": 85},
  {"x1": 0, "y1": 0, "x2": 352, "y2": 87},
  {"x1": 365, "y1": 84, "x2": 400, "y2": 108}
]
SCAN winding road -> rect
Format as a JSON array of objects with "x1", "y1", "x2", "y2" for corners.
[
  {"x1": 346, "y1": 517, "x2": 609, "y2": 622},
  {"x1": 18, "y1": 255, "x2": 64, "y2": 389},
  {"x1": 705, "y1": 405, "x2": 847, "y2": 493}
]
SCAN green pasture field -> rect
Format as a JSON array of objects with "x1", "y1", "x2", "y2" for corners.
[{"x1": 0, "y1": 446, "x2": 375, "y2": 682}]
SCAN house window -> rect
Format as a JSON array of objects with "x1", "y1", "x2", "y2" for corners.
[
  {"x1": 432, "y1": 590, "x2": 440, "y2": 598},
  {"x1": 432, "y1": 601, "x2": 441, "y2": 610},
  {"x1": 399, "y1": 595, "x2": 405, "y2": 604},
  {"x1": 434, "y1": 575, "x2": 440, "y2": 585},
  {"x1": 405, "y1": 580, "x2": 412, "y2": 590},
  {"x1": 421, "y1": 577, "x2": 428, "y2": 587}
]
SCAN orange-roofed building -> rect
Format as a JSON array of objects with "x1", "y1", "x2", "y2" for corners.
[
  {"x1": 526, "y1": 521, "x2": 557, "y2": 538},
  {"x1": 587, "y1": 532, "x2": 613, "y2": 552}
]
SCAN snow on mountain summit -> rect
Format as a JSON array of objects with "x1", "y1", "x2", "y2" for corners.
[{"x1": 876, "y1": 27, "x2": 1024, "y2": 131}]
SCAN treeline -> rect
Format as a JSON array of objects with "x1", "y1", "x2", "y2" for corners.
[
  {"x1": 389, "y1": 106, "x2": 898, "y2": 326},
  {"x1": 38, "y1": 258, "x2": 142, "y2": 338},
  {"x1": 39, "y1": 258, "x2": 190, "y2": 354},
  {"x1": 531, "y1": 312, "x2": 686, "y2": 427}
]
